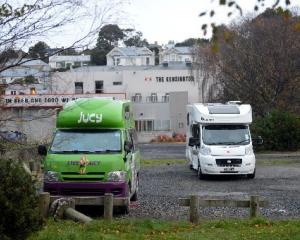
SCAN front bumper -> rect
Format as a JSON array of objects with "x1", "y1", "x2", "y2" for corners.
[
  {"x1": 200, "y1": 154, "x2": 255, "y2": 175},
  {"x1": 44, "y1": 181, "x2": 128, "y2": 197}
]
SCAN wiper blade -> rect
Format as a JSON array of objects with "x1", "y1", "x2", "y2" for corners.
[
  {"x1": 92, "y1": 149, "x2": 121, "y2": 153},
  {"x1": 51, "y1": 150, "x2": 93, "y2": 153}
]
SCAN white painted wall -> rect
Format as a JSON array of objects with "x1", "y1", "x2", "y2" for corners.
[{"x1": 50, "y1": 66, "x2": 199, "y2": 103}]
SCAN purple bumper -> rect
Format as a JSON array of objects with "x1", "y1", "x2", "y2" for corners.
[{"x1": 44, "y1": 181, "x2": 128, "y2": 197}]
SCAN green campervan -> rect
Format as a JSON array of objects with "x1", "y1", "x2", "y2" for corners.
[{"x1": 38, "y1": 98, "x2": 141, "y2": 211}]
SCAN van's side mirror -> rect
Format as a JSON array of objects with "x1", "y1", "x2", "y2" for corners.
[
  {"x1": 252, "y1": 136, "x2": 263, "y2": 145},
  {"x1": 38, "y1": 145, "x2": 47, "y2": 156},
  {"x1": 124, "y1": 141, "x2": 133, "y2": 153},
  {"x1": 188, "y1": 137, "x2": 200, "y2": 147}
]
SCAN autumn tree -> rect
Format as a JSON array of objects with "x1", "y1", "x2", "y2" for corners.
[{"x1": 195, "y1": 8, "x2": 300, "y2": 116}]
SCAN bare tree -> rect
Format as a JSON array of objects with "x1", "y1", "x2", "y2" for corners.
[
  {"x1": 0, "y1": 0, "x2": 128, "y2": 72},
  {"x1": 0, "y1": 0, "x2": 128, "y2": 149}
]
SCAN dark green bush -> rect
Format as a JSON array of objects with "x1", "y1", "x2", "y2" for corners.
[
  {"x1": 252, "y1": 110, "x2": 300, "y2": 151},
  {"x1": 0, "y1": 159, "x2": 42, "y2": 240}
]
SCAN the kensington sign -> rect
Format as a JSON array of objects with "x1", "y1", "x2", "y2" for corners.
[{"x1": 0, "y1": 93, "x2": 126, "y2": 108}]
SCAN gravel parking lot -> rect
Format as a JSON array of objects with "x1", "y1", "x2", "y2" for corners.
[{"x1": 126, "y1": 144, "x2": 300, "y2": 221}]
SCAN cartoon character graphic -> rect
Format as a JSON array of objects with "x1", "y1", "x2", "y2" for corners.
[{"x1": 79, "y1": 155, "x2": 89, "y2": 174}]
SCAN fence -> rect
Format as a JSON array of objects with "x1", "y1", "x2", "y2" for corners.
[
  {"x1": 39, "y1": 192, "x2": 127, "y2": 223},
  {"x1": 179, "y1": 195, "x2": 269, "y2": 223}
]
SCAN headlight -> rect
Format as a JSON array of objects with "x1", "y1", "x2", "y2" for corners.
[
  {"x1": 245, "y1": 145, "x2": 253, "y2": 155},
  {"x1": 200, "y1": 146, "x2": 211, "y2": 156},
  {"x1": 44, "y1": 171, "x2": 59, "y2": 182},
  {"x1": 107, "y1": 171, "x2": 127, "y2": 182}
]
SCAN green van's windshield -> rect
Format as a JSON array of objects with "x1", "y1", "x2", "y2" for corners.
[{"x1": 50, "y1": 130, "x2": 121, "y2": 153}]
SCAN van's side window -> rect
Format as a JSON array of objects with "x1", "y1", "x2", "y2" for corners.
[
  {"x1": 125, "y1": 130, "x2": 135, "y2": 152},
  {"x1": 191, "y1": 124, "x2": 200, "y2": 138},
  {"x1": 191, "y1": 124, "x2": 200, "y2": 147}
]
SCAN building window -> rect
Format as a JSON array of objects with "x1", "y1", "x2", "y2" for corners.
[
  {"x1": 113, "y1": 81, "x2": 122, "y2": 85},
  {"x1": 146, "y1": 93, "x2": 158, "y2": 103},
  {"x1": 11, "y1": 91, "x2": 16, "y2": 95},
  {"x1": 135, "y1": 120, "x2": 154, "y2": 132},
  {"x1": 30, "y1": 88, "x2": 36, "y2": 95},
  {"x1": 162, "y1": 93, "x2": 169, "y2": 102},
  {"x1": 131, "y1": 93, "x2": 142, "y2": 102},
  {"x1": 146, "y1": 57, "x2": 150, "y2": 65},
  {"x1": 114, "y1": 58, "x2": 120, "y2": 66},
  {"x1": 75, "y1": 82, "x2": 83, "y2": 94},
  {"x1": 56, "y1": 62, "x2": 65, "y2": 68},
  {"x1": 74, "y1": 61, "x2": 81, "y2": 67},
  {"x1": 95, "y1": 81, "x2": 103, "y2": 93}
]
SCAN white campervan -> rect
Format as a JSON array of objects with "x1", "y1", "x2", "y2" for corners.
[{"x1": 186, "y1": 102, "x2": 261, "y2": 179}]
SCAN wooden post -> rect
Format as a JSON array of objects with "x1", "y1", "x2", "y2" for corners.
[
  {"x1": 64, "y1": 207, "x2": 92, "y2": 224},
  {"x1": 39, "y1": 192, "x2": 50, "y2": 219},
  {"x1": 104, "y1": 193, "x2": 114, "y2": 221},
  {"x1": 189, "y1": 195, "x2": 200, "y2": 224},
  {"x1": 250, "y1": 195, "x2": 259, "y2": 218}
]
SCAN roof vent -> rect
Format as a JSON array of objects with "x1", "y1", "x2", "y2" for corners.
[
  {"x1": 208, "y1": 105, "x2": 240, "y2": 114},
  {"x1": 226, "y1": 101, "x2": 242, "y2": 105}
]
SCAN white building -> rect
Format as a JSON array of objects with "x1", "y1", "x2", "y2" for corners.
[
  {"x1": 49, "y1": 55, "x2": 91, "y2": 69},
  {"x1": 49, "y1": 63, "x2": 202, "y2": 139},
  {"x1": 106, "y1": 47, "x2": 155, "y2": 66},
  {"x1": 0, "y1": 59, "x2": 50, "y2": 85},
  {"x1": 159, "y1": 46, "x2": 193, "y2": 64}
]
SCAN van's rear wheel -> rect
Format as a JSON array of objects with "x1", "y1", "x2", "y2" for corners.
[{"x1": 118, "y1": 204, "x2": 129, "y2": 214}]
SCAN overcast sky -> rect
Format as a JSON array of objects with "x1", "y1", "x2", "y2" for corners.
[
  {"x1": 46, "y1": 0, "x2": 300, "y2": 48},
  {"x1": 124, "y1": 0, "x2": 300, "y2": 45}
]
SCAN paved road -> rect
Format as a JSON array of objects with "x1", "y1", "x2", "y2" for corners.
[{"x1": 125, "y1": 143, "x2": 300, "y2": 221}]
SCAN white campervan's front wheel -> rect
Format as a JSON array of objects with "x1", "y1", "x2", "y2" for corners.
[
  {"x1": 197, "y1": 160, "x2": 206, "y2": 180},
  {"x1": 247, "y1": 168, "x2": 256, "y2": 179}
]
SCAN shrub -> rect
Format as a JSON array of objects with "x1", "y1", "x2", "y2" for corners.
[
  {"x1": 0, "y1": 159, "x2": 42, "y2": 240},
  {"x1": 252, "y1": 110, "x2": 300, "y2": 151}
]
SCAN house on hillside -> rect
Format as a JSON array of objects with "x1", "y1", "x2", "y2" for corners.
[
  {"x1": 106, "y1": 47, "x2": 155, "y2": 66},
  {"x1": 49, "y1": 55, "x2": 91, "y2": 69},
  {"x1": 159, "y1": 46, "x2": 193, "y2": 64},
  {"x1": 0, "y1": 59, "x2": 50, "y2": 85},
  {"x1": 0, "y1": 59, "x2": 50, "y2": 95}
]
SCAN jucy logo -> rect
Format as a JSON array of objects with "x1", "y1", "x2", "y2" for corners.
[{"x1": 78, "y1": 112, "x2": 103, "y2": 123}]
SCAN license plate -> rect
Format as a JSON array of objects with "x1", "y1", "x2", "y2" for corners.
[{"x1": 224, "y1": 167, "x2": 235, "y2": 171}]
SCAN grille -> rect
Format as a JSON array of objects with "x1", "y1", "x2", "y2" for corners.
[
  {"x1": 61, "y1": 172, "x2": 105, "y2": 175},
  {"x1": 62, "y1": 177, "x2": 104, "y2": 181},
  {"x1": 62, "y1": 172, "x2": 105, "y2": 181},
  {"x1": 216, "y1": 158, "x2": 242, "y2": 167}
]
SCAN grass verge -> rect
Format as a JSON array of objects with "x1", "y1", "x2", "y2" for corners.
[
  {"x1": 142, "y1": 158, "x2": 300, "y2": 167},
  {"x1": 256, "y1": 158, "x2": 300, "y2": 166},
  {"x1": 28, "y1": 218, "x2": 300, "y2": 240}
]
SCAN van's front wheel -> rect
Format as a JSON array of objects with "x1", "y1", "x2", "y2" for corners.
[
  {"x1": 197, "y1": 162, "x2": 205, "y2": 180},
  {"x1": 130, "y1": 175, "x2": 139, "y2": 202},
  {"x1": 247, "y1": 169, "x2": 256, "y2": 179}
]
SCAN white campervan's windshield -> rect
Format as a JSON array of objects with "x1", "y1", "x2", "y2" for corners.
[
  {"x1": 202, "y1": 125, "x2": 250, "y2": 145},
  {"x1": 50, "y1": 129, "x2": 121, "y2": 153}
]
